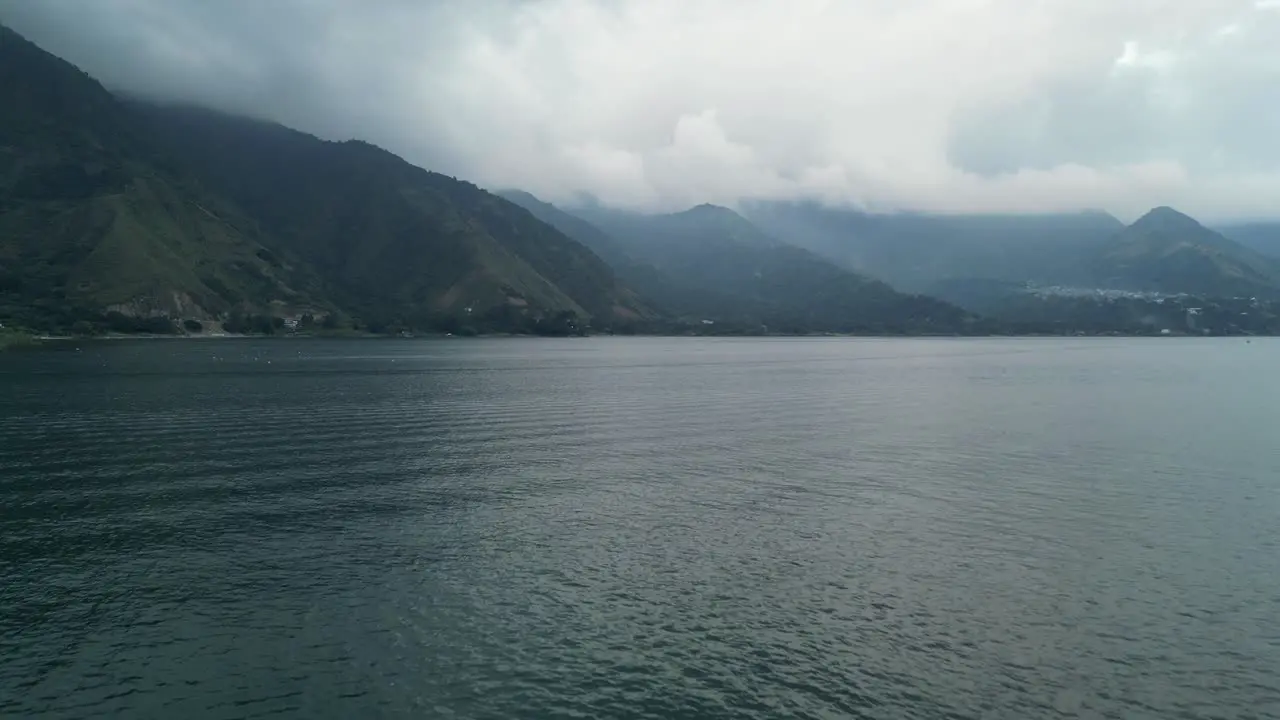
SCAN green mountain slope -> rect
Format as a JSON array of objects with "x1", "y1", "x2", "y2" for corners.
[
  {"x1": 0, "y1": 24, "x2": 325, "y2": 332},
  {"x1": 1, "y1": 24, "x2": 647, "y2": 334},
  {"x1": 1092, "y1": 207, "x2": 1280, "y2": 298},
  {"x1": 126, "y1": 103, "x2": 648, "y2": 332},
  {"x1": 557, "y1": 201, "x2": 975, "y2": 334}
]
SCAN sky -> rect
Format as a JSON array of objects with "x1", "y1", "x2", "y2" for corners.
[{"x1": 2, "y1": 0, "x2": 1279, "y2": 221}]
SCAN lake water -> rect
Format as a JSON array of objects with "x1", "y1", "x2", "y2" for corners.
[{"x1": 2, "y1": 337, "x2": 1278, "y2": 719}]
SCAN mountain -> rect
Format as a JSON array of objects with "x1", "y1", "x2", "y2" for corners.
[
  {"x1": 1091, "y1": 207, "x2": 1280, "y2": 298},
  {"x1": 926, "y1": 207, "x2": 1280, "y2": 334},
  {"x1": 553, "y1": 200, "x2": 975, "y2": 334},
  {"x1": 499, "y1": 191, "x2": 773, "y2": 328},
  {"x1": 1217, "y1": 222, "x2": 1280, "y2": 260},
  {"x1": 497, "y1": 190, "x2": 635, "y2": 267},
  {"x1": 742, "y1": 200, "x2": 1125, "y2": 292},
  {"x1": 126, "y1": 103, "x2": 649, "y2": 332},
  {"x1": 0, "y1": 24, "x2": 326, "y2": 332},
  {"x1": 742, "y1": 200, "x2": 1280, "y2": 302},
  {"x1": 648, "y1": 203, "x2": 781, "y2": 251},
  {"x1": 13, "y1": 23, "x2": 1270, "y2": 338},
  {"x1": 0, "y1": 24, "x2": 646, "y2": 335}
]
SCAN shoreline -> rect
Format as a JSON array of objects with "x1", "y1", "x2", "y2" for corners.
[{"x1": 21, "y1": 330, "x2": 1271, "y2": 344}]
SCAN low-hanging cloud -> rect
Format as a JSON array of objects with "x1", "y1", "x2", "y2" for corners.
[{"x1": 2, "y1": 0, "x2": 1279, "y2": 221}]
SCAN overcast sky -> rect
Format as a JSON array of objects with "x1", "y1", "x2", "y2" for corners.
[{"x1": 3, "y1": 0, "x2": 1279, "y2": 221}]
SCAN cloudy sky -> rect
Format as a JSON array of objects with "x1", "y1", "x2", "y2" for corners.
[{"x1": 2, "y1": 0, "x2": 1278, "y2": 221}]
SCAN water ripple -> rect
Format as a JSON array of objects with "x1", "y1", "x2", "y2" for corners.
[{"x1": 2, "y1": 338, "x2": 1279, "y2": 719}]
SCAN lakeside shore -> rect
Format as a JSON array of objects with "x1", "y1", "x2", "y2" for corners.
[
  {"x1": 13, "y1": 329, "x2": 1269, "y2": 347},
  {"x1": 0, "y1": 331, "x2": 40, "y2": 350}
]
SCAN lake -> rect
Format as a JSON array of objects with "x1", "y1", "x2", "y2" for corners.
[{"x1": 2, "y1": 337, "x2": 1278, "y2": 719}]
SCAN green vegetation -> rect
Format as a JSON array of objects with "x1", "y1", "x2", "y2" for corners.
[
  {"x1": 0, "y1": 24, "x2": 643, "y2": 337},
  {"x1": 0, "y1": 25, "x2": 328, "y2": 335},
  {"x1": 1093, "y1": 207, "x2": 1280, "y2": 299},
  {"x1": 222, "y1": 311, "x2": 283, "y2": 335},
  {"x1": 4, "y1": 23, "x2": 1280, "y2": 340},
  {"x1": 976, "y1": 294, "x2": 1280, "y2": 336},
  {"x1": 125, "y1": 103, "x2": 650, "y2": 334},
  {"x1": 0, "y1": 327, "x2": 38, "y2": 350}
]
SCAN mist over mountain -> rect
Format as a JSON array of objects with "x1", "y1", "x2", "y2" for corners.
[
  {"x1": 0, "y1": 24, "x2": 646, "y2": 335},
  {"x1": 502, "y1": 192, "x2": 975, "y2": 334},
  {"x1": 126, "y1": 102, "x2": 653, "y2": 331},
  {"x1": 741, "y1": 201, "x2": 1126, "y2": 292},
  {"x1": 5, "y1": 1, "x2": 1280, "y2": 220},
  {"x1": 740, "y1": 201, "x2": 1280, "y2": 299},
  {"x1": 0, "y1": 24, "x2": 330, "y2": 332},
  {"x1": 506, "y1": 190, "x2": 1280, "y2": 335},
  {"x1": 1216, "y1": 222, "x2": 1280, "y2": 261},
  {"x1": 6, "y1": 17, "x2": 1280, "y2": 339},
  {"x1": 1, "y1": 23, "x2": 977, "y2": 337}
]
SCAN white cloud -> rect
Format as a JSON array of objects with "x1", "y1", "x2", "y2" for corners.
[
  {"x1": 1114, "y1": 41, "x2": 1178, "y2": 71},
  {"x1": 3, "y1": 0, "x2": 1280, "y2": 220}
]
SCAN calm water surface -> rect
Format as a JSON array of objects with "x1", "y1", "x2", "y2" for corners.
[{"x1": 2, "y1": 337, "x2": 1279, "y2": 719}]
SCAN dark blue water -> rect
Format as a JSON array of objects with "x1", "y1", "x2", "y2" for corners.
[{"x1": 2, "y1": 337, "x2": 1279, "y2": 719}]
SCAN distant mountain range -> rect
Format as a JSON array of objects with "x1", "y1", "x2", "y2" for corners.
[
  {"x1": 3, "y1": 23, "x2": 1280, "y2": 337},
  {"x1": 742, "y1": 201, "x2": 1127, "y2": 293},
  {"x1": 502, "y1": 193, "x2": 973, "y2": 334},
  {"x1": 742, "y1": 201, "x2": 1280, "y2": 302},
  {"x1": 1215, "y1": 222, "x2": 1280, "y2": 261}
]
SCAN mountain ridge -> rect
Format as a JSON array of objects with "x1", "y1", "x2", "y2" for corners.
[
  {"x1": 504, "y1": 192, "x2": 979, "y2": 334},
  {"x1": 741, "y1": 199, "x2": 1128, "y2": 292},
  {"x1": 127, "y1": 101, "x2": 654, "y2": 328},
  {"x1": 0, "y1": 23, "x2": 334, "y2": 332},
  {"x1": 6, "y1": 22, "x2": 1278, "y2": 338},
  {"x1": 1216, "y1": 222, "x2": 1280, "y2": 260},
  {"x1": 0, "y1": 24, "x2": 649, "y2": 335},
  {"x1": 742, "y1": 198, "x2": 1280, "y2": 300},
  {"x1": 1091, "y1": 206, "x2": 1280, "y2": 298}
]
